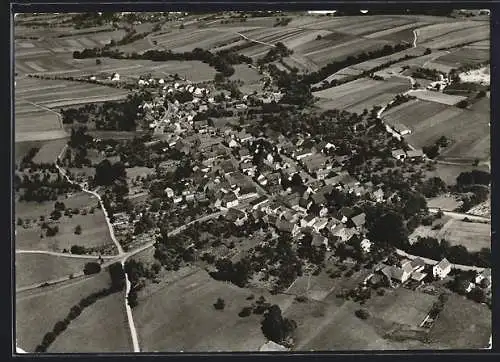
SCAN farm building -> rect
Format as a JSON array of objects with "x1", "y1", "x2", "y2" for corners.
[
  {"x1": 391, "y1": 149, "x2": 407, "y2": 160},
  {"x1": 433, "y1": 258, "x2": 452, "y2": 279}
]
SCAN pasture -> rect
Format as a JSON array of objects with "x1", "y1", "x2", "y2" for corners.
[
  {"x1": 16, "y1": 272, "x2": 112, "y2": 352},
  {"x1": 435, "y1": 219, "x2": 490, "y2": 252},
  {"x1": 133, "y1": 266, "x2": 294, "y2": 352},
  {"x1": 424, "y1": 163, "x2": 490, "y2": 186},
  {"x1": 48, "y1": 291, "x2": 131, "y2": 353},
  {"x1": 15, "y1": 253, "x2": 88, "y2": 289},
  {"x1": 364, "y1": 287, "x2": 437, "y2": 327},
  {"x1": 426, "y1": 293, "x2": 491, "y2": 349},
  {"x1": 314, "y1": 77, "x2": 410, "y2": 111},
  {"x1": 409, "y1": 90, "x2": 467, "y2": 106},
  {"x1": 426, "y1": 195, "x2": 462, "y2": 210}
]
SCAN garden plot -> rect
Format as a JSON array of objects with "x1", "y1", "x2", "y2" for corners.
[
  {"x1": 292, "y1": 31, "x2": 357, "y2": 56},
  {"x1": 15, "y1": 110, "x2": 61, "y2": 134},
  {"x1": 334, "y1": 17, "x2": 415, "y2": 36}
]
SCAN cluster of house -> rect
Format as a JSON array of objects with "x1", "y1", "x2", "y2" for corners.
[
  {"x1": 368, "y1": 255, "x2": 492, "y2": 291},
  {"x1": 391, "y1": 148, "x2": 425, "y2": 161}
]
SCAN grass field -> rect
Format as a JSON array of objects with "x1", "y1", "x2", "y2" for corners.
[
  {"x1": 31, "y1": 138, "x2": 67, "y2": 164},
  {"x1": 427, "y1": 294, "x2": 491, "y2": 349},
  {"x1": 426, "y1": 195, "x2": 462, "y2": 210},
  {"x1": 436, "y1": 219, "x2": 490, "y2": 252},
  {"x1": 425, "y1": 163, "x2": 490, "y2": 186},
  {"x1": 365, "y1": 287, "x2": 437, "y2": 327},
  {"x1": 15, "y1": 253, "x2": 88, "y2": 289},
  {"x1": 48, "y1": 291, "x2": 131, "y2": 353},
  {"x1": 133, "y1": 266, "x2": 294, "y2": 352},
  {"x1": 433, "y1": 48, "x2": 490, "y2": 67},
  {"x1": 16, "y1": 272, "x2": 112, "y2": 352},
  {"x1": 15, "y1": 191, "x2": 113, "y2": 252},
  {"x1": 16, "y1": 192, "x2": 96, "y2": 220},
  {"x1": 315, "y1": 77, "x2": 410, "y2": 111}
]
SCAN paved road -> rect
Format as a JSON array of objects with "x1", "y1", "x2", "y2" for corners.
[{"x1": 428, "y1": 207, "x2": 491, "y2": 222}]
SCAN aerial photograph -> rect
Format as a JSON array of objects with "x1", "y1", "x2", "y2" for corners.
[{"x1": 14, "y1": 9, "x2": 491, "y2": 353}]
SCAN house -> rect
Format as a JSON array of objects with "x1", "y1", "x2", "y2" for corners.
[
  {"x1": 339, "y1": 207, "x2": 356, "y2": 223},
  {"x1": 406, "y1": 149, "x2": 424, "y2": 160},
  {"x1": 222, "y1": 191, "x2": 239, "y2": 208},
  {"x1": 372, "y1": 188, "x2": 385, "y2": 203},
  {"x1": 238, "y1": 147, "x2": 251, "y2": 161},
  {"x1": 475, "y1": 269, "x2": 491, "y2": 286},
  {"x1": 360, "y1": 238, "x2": 372, "y2": 253},
  {"x1": 225, "y1": 208, "x2": 247, "y2": 226},
  {"x1": 238, "y1": 185, "x2": 258, "y2": 200},
  {"x1": 228, "y1": 138, "x2": 240, "y2": 148},
  {"x1": 264, "y1": 201, "x2": 282, "y2": 215},
  {"x1": 381, "y1": 264, "x2": 412, "y2": 285},
  {"x1": 411, "y1": 271, "x2": 427, "y2": 283},
  {"x1": 164, "y1": 187, "x2": 175, "y2": 198},
  {"x1": 332, "y1": 226, "x2": 357, "y2": 242},
  {"x1": 236, "y1": 131, "x2": 253, "y2": 143},
  {"x1": 391, "y1": 149, "x2": 406, "y2": 160},
  {"x1": 219, "y1": 160, "x2": 237, "y2": 175},
  {"x1": 259, "y1": 341, "x2": 288, "y2": 352},
  {"x1": 250, "y1": 195, "x2": 269, "y2": 210},
  {"x1": 410, "y1": 258, "x2": 426, "y2": 273},
  {"x1": 294, "y1": 149, "x2": 313, "y2": 160},
  {"x1": 311, "y1": 233, "x2": 328, "y2": 248},
  {"x1": 348, "y1": 213, "x2": 366, "y2": 229},
  {"x1": 275, "y1": 218, "x2": 300, "y2": 236},
  {"x1": 301, "y1": 214, "x2": 318, "y2": 228},
  {"x1": 312, "y1": 217, "x2": 328, "y2": 232},
  {"x1": 433, "y1": 258, "x2": 452, "y2": 279}
]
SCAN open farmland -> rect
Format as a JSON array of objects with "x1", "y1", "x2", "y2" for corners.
[
  {"x1": 314, "y1": 77, "x2": 410, "y2": 111},
  {"x1": 15, "y1": 253, "x2": 88, "y2": 289},
  {"x1": 426, "y1": 294, "x2": 491, "y2": 349},
  {"x1": 420, "y1": 24, "x2": 489, "y2": 49},
  {"x1": 133, "y1": 266, "x2": 294, "y2": 352},
  {"x1": 48, "y1": 292, "x2": 131, "y2": 353},
  {"x1": 408, "y1": 90, "x2": 467, "y2": 105},
  {"x1": 425, "y1": 163, "x2": 490, "y2": 186},
  {"x1": 431, "y1": 48, "x2": 490, "y2": 68},
  {"x1": 16, "y1": 272, "x2": 112, "y2": 352},
  {"x1": 435, "y1": 219, "x2": 490, "y2": 252}
]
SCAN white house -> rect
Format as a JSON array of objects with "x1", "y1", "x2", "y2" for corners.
[
  {"x1": 360, "y1": 238, "x2": 372, "y2": 253},
  {"x1": 433, "y1": 258, "x2": 452, "y2": 279}
]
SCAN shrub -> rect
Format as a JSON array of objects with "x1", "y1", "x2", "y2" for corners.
[
  {"x1": 83, "y1": 262, "x2": 102, "y2": 275},
  {"x1": 238, "y1": 306, "x2": 253, "y2": 317},
  {"x1": 70, "y1": 245, "x2": 86, "y2": 254},
  {"x1": 355, "y1": 309, "x2": 370, "y2": 319},
  {"x1": 74, "y1": 225, "x2": 82, "y2": 235},
  {"x1": 214, "y1": 297, "x2": 225, "y2": 310}
]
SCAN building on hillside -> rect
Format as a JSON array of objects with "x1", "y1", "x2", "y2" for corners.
[
  {"x1": 391, "y1": 149, "x2": 407, "y2": 160},
  {"x1": 222, "y1": 191, "x2": 239, "y2": 208},
  {"x1": 475, "y1": 268, "x2": 491, "y2": 286},
  {"x1": 433, "y1": 258, "x2": 452, "y2": 279},
  {"x1": 406, "y1": 149, "x2": 424, "y2": 161}
]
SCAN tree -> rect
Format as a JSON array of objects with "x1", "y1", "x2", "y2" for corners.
[
  {"x1": 17, "y1": 217, "x2": 23, "y2": 226},
  {"x1": 96, "y1": 58, "x2": 102, "y2": 65},
  {"x1": 108, "y1": 262, "x2": 126, "y2": 291},
  {"x1": 214, "y1": 72, "x2": 225, "y2": 84},
  {"x1": 180, "y1": 23, "x2": 185, "y2": 29},
  {"x1": 469, "y1": 287, "x2": 486, "y2": 303},
  {"x1": 261, "y1": 304, "x2": 296, "y2": 343},
  {"x1": 74, "y1": 224, "x2": 82, "y2": 235},
  {"x1": 214, "y1": 297, "x2": 225, "y2": 310},
  {"x1": 83, "y1": 262, "x2": 102, "y2": 275},
  {"x1": 239, "y1": 306, "x2": 253, "y2": 317},
  {"x1": 456, "y1": 100, "x2": 469, "y2": 109},
  {"x1": 367, "y1": 211, "x2": 408, "y2": 249}
]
